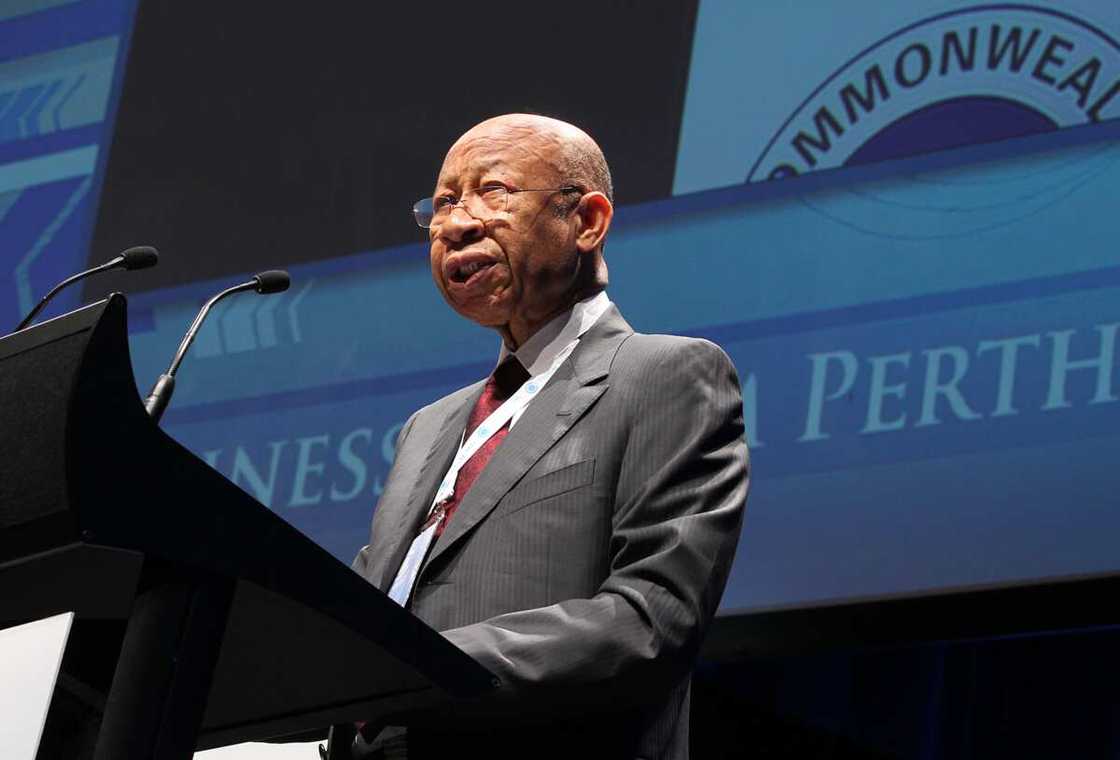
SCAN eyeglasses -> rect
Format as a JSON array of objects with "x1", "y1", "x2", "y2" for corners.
[{"x1": 412, "y1": 184, "x2": 582, "y2": 228}]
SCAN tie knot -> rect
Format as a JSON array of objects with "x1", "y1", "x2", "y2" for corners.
[{"x1": 492, "y1": 357, "x2": 530, "y2": 399}]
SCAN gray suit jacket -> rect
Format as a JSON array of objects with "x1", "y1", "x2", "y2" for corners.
[{"x1": 352, "y1": 305, "x2": 748, "y2": 759}]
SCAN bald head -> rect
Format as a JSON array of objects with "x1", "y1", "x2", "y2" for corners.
[{"x1": 451, "y1": 114, "x2": 613, "y2": 204}]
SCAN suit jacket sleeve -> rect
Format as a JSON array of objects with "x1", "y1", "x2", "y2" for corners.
[
  {"x1": 351, "y1": 409, "x2": 418, "y2": 577},
  {"x1": 440, "y1": 338, "x2": 749, "y2": 709}
]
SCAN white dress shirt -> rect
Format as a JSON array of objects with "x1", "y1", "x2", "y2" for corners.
[{"x1": 496, "y1": 290, "x2": 612, "y2": 428}]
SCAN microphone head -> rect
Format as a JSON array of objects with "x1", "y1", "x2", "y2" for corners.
[
  {"x1": 253, "y1": 270, "x2": 291, "y2": 294},
  {"x1": 119, "y1": 246, "x2": 159, "y2": 270}
]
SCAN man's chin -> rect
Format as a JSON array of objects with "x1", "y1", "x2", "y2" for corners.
[{"x1": 449, "y1": 301, "x2": 510, "y2": 330}]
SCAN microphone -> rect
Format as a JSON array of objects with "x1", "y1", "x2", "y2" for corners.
[
  {"x1": 144, "y1": 270, "x2": 291, "y2": 422},
  {"x1": 14, "y1": 245, "x2": 160, "y2": 331}
]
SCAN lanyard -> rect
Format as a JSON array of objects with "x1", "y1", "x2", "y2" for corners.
[
  {"x1": 429, "y1": 339, "x2": 578, "y2": 509},
  {"x1": 388, "y1": 339, "x2": 579, "y2": 608}
]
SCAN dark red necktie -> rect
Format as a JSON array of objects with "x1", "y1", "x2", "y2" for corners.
[
  {"x1": 432, "y1": 357, "x2": 529, "y2": 536},
  {"x1": 356, "y1": 359, "x2": 529, "y2": 739}
]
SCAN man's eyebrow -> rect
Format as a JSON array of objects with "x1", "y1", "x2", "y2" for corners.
[{"x1": 436, "y1": 166, "x2": 510, "y2": 192}]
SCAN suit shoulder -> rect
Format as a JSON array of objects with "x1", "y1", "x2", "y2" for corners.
[
  {"x1": 411, "y1": 378, "x2": 485, "y2": 421},
  {"x1": 613, "y1": 331, "x2": 735, "y2": 374}
]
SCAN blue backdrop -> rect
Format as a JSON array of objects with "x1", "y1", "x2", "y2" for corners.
[{"x1": 4, "y1": 0, "x2": 1119, "y2": 616}]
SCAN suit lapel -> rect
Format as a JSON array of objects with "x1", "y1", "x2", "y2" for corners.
[
  {"x1": 422, "y1": 306, "x2": 633, "y2": 571},
  {"x1": 374, "y1": 383, "x2": 483, "y2": 590}
]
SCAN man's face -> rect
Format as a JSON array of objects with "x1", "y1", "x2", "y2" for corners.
[{"x1": 428, "y1": 123, "x2": 581, "y2": 346}]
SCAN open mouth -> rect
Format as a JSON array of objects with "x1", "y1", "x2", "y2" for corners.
[{"x1": 449, "y1": 260, "x2": 497, "y2": 284}]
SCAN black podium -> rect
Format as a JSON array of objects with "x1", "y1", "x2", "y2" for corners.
[{"x1": 0, "y1": 295, "x2": 493, "y2": 758}]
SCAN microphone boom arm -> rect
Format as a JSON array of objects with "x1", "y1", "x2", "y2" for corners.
[
  {"x1": 14, "y1": 246, "x2": 158, "y2": 332},
  {"x1": 144, "y1": 271, "x2": 290, "y2": 422},
  {"x1": 16, "y1": 259, "x2": 120, "y2": 331},
  {"x1": 168, "y1": 280, "x2": 257, "y2": 378}
]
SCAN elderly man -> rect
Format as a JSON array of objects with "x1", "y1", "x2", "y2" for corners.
[{"x1": 351, "y1": 114, "x2": 748, "y2": 759}]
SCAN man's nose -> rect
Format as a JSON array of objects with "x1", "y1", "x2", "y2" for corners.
[{"x1": 437, "y1": 205, "x2": 485, "y2": 244}]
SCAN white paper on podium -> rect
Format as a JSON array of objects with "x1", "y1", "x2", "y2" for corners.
[
  {"x1": 194, "y1": 740, "x2": 324, "y2": 758},
  {"x1": 0, "y1": 611, "x2": 74, "y2": 760}
]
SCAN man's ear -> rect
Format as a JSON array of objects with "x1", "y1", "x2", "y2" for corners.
[{"x1": 574, "y1": 192, "x2": 613, "y2": 253}]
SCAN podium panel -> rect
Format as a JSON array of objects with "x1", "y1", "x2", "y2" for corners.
[
  {"x1": 0, "y1": 297, "x2": 492, "y2": 759},
  {"x1": 0, "y1": 613, "x2": 74, "y2": 760},
  {"x1": 195, "y1": 743, "x2": 322, "y2": 759}
]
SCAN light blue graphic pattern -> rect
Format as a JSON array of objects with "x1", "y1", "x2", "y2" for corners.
[
  {"x1": 0, "y1": 1, "x2": 132, "y2": 328},
  {"x1": 13, "y1": 173, "x2": 90, "y2": 313},
  {"x1": 0, "y1": 37, "x2": 118, "y2": 143}
]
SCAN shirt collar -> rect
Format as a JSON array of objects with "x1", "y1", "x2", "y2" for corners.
[{"x1": 497, "y1": 291, "x2": 612, "y2": 376}]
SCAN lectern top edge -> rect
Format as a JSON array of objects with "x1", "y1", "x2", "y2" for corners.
[{"x1": 0, "y1": 297, "x2": 110, "y2": 362}]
